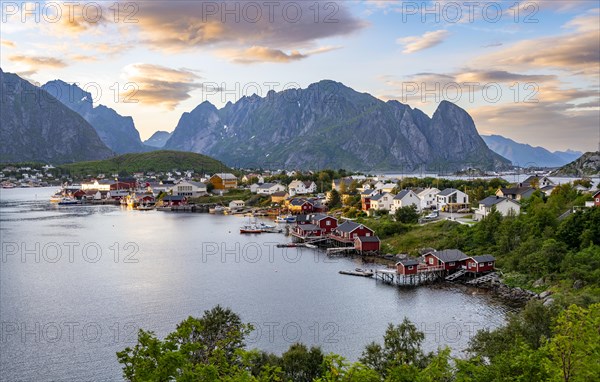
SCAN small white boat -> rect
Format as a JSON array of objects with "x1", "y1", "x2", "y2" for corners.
[
  {"x1": 240, "y1": 224, "x2": 263, "y2": 234},
  {"x1": 275, "y1": 215, "x2": 296, "y2": 223},
  {"x1": 58, "y1": 197, "x2": 80, "y2": 205}
]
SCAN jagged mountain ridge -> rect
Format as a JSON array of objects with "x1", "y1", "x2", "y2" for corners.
[
  {"x1": 0, "y1": 70, "x2": 114, "y2": 163},
  {"x1": 41, "y1": 80, "x2": 148, "y2": 154},
  {"x1": 164, "y1": 80, "x2": 510, "y2": 171}
]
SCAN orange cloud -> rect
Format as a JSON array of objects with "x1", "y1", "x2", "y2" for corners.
[
  {"x1": 122, "y1": 64, "x2": 202, "y2": 110},
  {"x1": 397, "y1": 30, "x2": 449, "y2": 54},
  {"x1": 474, "y1": 10, "x2": 600, "y2": 76},
  {"x1": 8, "y1": 55, "x2": 67, "y2": 69},
  {"x1": 1, "y1": 40, "x2": 16, "y2": 48},
  {"x1": 224, "y1": 45, "x2": 340, "y2": 64}
]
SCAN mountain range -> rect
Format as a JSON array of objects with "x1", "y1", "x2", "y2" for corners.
[
  {"x1": 1, "y1": 70, "x2": 586, "y2": 170},
  {"x1": 41, "y1": 80, "x2": 148, "y2": 154},
  {"x1": 144, "y1": 131, "x2": 172, "y2": 148},
  {"x1": 0, "y1": 69, "x2": 114, "y2": 163},
  {"x1": 481, "y1": 135, "x2": 582, "y2": 168},
  {"x1": 163, "y1": 80, "x2": 509, "y2": 171},
  {"x1": 551, "y1": 152, "x2": 600, "y2": 177}
]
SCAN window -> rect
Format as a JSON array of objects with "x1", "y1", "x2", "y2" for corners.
[
  {"x1": 449, "y1": 262, "x2": 455, "y2": 266},
  {"x1": 429, "y1": 257, "x2": 434, "y2": 265},
  {"x1": 326, "y1": 221, "x2": 331, "y2": 226},
  {"x1": 408, "y1": 266, "x2": 414, "y2": 270},
  {"x1": 488, "y1": 262, "x2": 493, "y2": 266}
]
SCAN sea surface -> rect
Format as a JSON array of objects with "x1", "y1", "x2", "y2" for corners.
[{"x1": 1, "y1": 187, "x2": 513, "y2": 381}]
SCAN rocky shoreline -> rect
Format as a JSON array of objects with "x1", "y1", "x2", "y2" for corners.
[{"x1": 480, "y1": 273, "x2": 554, "y2": 305}]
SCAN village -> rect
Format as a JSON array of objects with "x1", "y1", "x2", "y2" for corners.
[{"x1": 33, "y1": 168, "x2": 600, "y2": 293}]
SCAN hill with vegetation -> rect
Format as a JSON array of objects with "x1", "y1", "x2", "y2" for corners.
[
  {"x1": 59, "y1": 150, "x2": 230, "y2": 176},
  {"x1": 551, "y1": 151, "x2": 600, "y2": 177}
]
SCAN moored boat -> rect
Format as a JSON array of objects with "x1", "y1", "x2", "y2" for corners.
[
  {"x1": 275, "y1": 215, "x2": 296, "y2": 223},
  {"x1": 58, "y1": 197, "x2": 80, "y2": 205},
  {"x1": 240, "y1": 224, "x2": 263, "y2": 234}
]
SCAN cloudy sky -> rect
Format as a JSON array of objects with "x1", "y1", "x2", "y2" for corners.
[{"x1": 1, "y1": 0, "x2": 598, "y2": 152}]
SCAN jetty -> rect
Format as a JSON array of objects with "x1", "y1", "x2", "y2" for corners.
[
  {"x1": 375, "y1": 265, "x2": 446, "y2": 287},
  {"x1": 339, "y1": 269, "x2": 374, "y2": 277}
]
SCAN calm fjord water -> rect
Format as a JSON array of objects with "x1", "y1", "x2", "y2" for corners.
[{"x1": 1, "y1": 187, "x2": 511, "y2": 381}]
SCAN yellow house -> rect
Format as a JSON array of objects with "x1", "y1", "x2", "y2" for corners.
[
  {"x1": 271, "y1": 191, "x2": 288, "y2": 204},
  {"x1": 209, "y1": 173, "x2": 238, "y2": 190}
]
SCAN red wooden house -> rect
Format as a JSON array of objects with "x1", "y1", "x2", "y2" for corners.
[
  {"x1": 594, "y1": 190, "x2": 600, "y2": 207},
  {"x1": 424, "y1": 249, "x2": 469, "y2": 271},
  {"x1": 396, "y1": 259, "x2": 419, "y2": 275},
  {"x1": 111, "y1": 181, "x2": 136, "y2": 190},
  {"x1": 162, "y1": 195, "x2": 187, "y2": 206},
  {"x1": 310, "y1": 214, "x2": 338, "y2": 234},
  {"x1": 289, "y1": 198, "x2": 315, "y2": 214},
  {"x1": 466, "y1": 255, "x2": 496, "y2": 273},
  {"x1": 354, "y1": 236, "x2": 381, "y2": 253},
  {"x1": 331, "y1": 221, "x2": 375, "y2": 242},
  {"x1": 293, "y1": 224, "x2": 323, "y2": 238}
]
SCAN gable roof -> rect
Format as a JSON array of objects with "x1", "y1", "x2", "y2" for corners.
[
  {"x1": 397, "y1": 259, "x2": 419, "y2": 267},
  {"x1": 303, "y1": 181, "x2": 315, "y2": 188},
  {"x1": 290, "y1": 198, "x2": 313, "y2": 206},
  {"x1": 355, "y1": 236, "x2": 380, "y2": 243},
  {"x1": 298, "y1": 224, "x2": 321, "y2": 231},
  {"x1": 183, "y1": 180, "x2": 206, "y2": 188},
  {"x1": 394, "y1": 190, "x2": 414, "y2": 200},
  {"x1": 522, "y1": 175, "x2": 552, "y2": 186},
  {"x1": 336, "y1": 221, "x2": 372, "y2": 233},
  {"x1": 370, "y1": 193, "x2": 383, "y2": 201},
  {"x1": 471, "y1": 255, "x2": 496, "y2": 263},
  {"x1": 258, "y1": 182, "x2": 282, "y2": 189},
  {"x1": 271, "y1": 191, "x2": 287, "y2": 197},
  {"x1": 429, "y1": 249, "x2": 469, "y2": 263},
  {"x1": 593, "y1": 190, "x2": 600, "y2": 198},
  {"x1": 336, "y1": 221, "x2": 361, "y2": 233},
  {"x1": 417, "y1": 188, "x2": 440, "y2": 197},
  {"x1": 500, "y1": 187, "x2": 534, "y2": 196},
  {"x1": 212, "y1": 173, "x2": 237, "y2": 180},
  {"x1": 311, "y1": 213, "x2": 336, "y2": 222},
  {"x1": 438, "y1": 188, "x2": 459, "y2": 196},
  {"x1": 479, "y1": 196, "x2": 520, "y2": 207}
]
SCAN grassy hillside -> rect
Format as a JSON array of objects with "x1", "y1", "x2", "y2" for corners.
[{"x1": 59, "y1": 150, "x2": 231, "y2": 175}]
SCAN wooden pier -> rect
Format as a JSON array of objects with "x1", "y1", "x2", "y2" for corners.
[
  {"x1": 375, "y1": 265, "x2": 446, "y2": 287},
  {"x1": 339, "y1": 270, "x2": 374, "y2": 277}
]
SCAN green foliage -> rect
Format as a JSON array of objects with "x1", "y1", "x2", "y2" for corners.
[
  {"x1": 60, "y1": 150, "x2": 231, "y2": 177},
  {"x1": 394, "y1": 205, "x2": 420, "y2": 224},
  {"x1": 118, "y1": 303, "x2": 600, "y2": 382},
  {"x1": 328, "y1": 189, "x2": 342, "y2": 209}
]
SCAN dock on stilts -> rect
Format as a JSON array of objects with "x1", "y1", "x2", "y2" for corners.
[{"x1": 375, "y1": 265, "x2": 446, "y2": 287}]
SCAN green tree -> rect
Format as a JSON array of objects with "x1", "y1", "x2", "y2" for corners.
[
  {"x1": 328, "y1": 189, "x2": 342, "y2": 209},
  {"x1": 360, "y1": 318, "x2": 429, "y2": 378},
  {"x1": 394, "y1": 205, "x2": 420, "y2": 224},
  {"x1": 280, "y1": 343, "x2": 325, "y2": 382},
  {"x1": 544, "y1": 304, "x2": 600, "y2": 382}
]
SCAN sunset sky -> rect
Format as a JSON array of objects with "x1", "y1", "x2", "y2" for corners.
[{"x1": 1, "y1": 0, "x2": 598, "y2": 152}]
